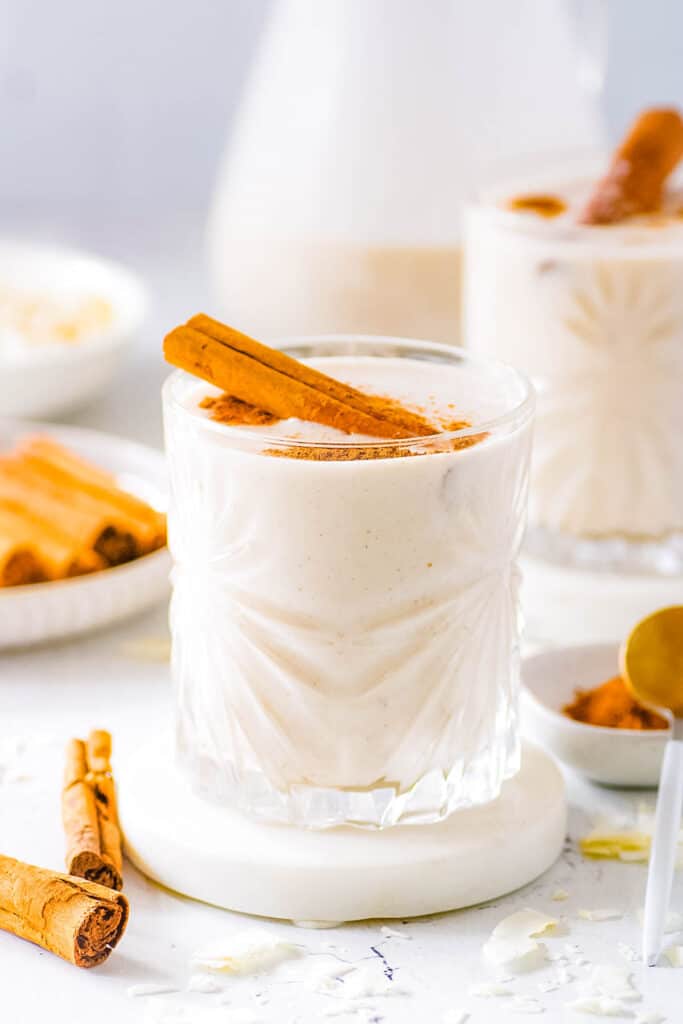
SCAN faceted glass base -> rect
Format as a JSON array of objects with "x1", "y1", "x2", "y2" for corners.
[
  {"x1": 526, "y1": 525, "x2": 683, "y2": 577},
  {"x1": 177, "y1": 735, "x2": 520, "y2": 831}
]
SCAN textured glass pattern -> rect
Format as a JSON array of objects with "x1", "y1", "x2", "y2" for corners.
[
  {"x1": 465, "y1": 207, "x2": 683, "y2": 571},
  {"x1": 164, "y1": 343, "x2": 532, "y2": 828}
]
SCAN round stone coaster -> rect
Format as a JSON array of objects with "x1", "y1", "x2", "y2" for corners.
[{"x1": 119, "y1": 740, "x2": 566, "y2": 924}]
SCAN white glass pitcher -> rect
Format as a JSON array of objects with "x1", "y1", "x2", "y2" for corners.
[{"x1": 208, "y1": 0, "x2": 604, "y2": 343}]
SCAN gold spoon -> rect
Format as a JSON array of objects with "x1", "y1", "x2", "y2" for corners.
[{"x1": 621, "y1": 605, "x2": 683, "y2": 966}]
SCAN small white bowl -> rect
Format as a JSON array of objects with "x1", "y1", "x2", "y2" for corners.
[
  {"x1": 0, "y1": 241, "x2": 147, "y2": 417},
  {"x1": 521, "y1": 644, "x2": 668, "y2": 787},
  {"x1": 0, "y1": 419, "x2": 170, "y2": 648}
]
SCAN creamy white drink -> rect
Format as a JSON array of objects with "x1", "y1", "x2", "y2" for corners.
[
  {"x1": 163, "y1": 338, "x2": 533, "y2": 828},
  {"x1": 465, "y1": 172, "x2": 683, "y2": 572}
]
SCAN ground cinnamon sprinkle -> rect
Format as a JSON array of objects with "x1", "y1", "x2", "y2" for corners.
[
  {"x1": 264, "y1": 433, "x2": 488, "y2": 461},
  {"x1": 200, "y1": 389, "x2": 486, "y2": 459},
  {"x1": 507, "y1": 194, "x2": 567, "y2": 218},
  {"x1": 563, "y1": 675, "x2": 668, "y2": 730},
  {"x1": 200, "y1": 394, "x2": 280, "y2": 426}
]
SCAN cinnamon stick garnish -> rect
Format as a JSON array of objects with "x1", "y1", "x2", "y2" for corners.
[
  {"x1": 62, "y1": 737, "x2": 122, "y2": 891},
  {"x1": 0, "y1": 854, "x2": 128, "y2": 967},
  {"x1": 580, "y1": 107, "x2": 683, "y2": 225},
  {"x1": 164, "y1": 314, "x2": 437, "y2": 439}
]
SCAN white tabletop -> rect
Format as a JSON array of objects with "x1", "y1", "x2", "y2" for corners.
[{"x1": 2, "y1": 231, "x2": 681, "y2": 1023}]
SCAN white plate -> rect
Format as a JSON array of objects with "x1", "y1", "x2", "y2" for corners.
[
  {"x1": 0, "y1": 420, "x2": 170, "y2": 649},
  {"x1": 0, "y1": 241, "x2": 147, "y2": 417},
  {"x1": 521, "y1": 643, "x2": 668, "y2": 787}
]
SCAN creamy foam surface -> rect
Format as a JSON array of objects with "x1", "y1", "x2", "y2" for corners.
[
  {"x1": 485, "y1": 171, "x2": 683, "y2": 230},
  {"x1": 181, "y1": 354, "x2": 514, "y2": 445}
]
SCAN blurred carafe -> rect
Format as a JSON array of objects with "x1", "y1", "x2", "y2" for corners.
[{"x1": 208, "y1": 0, "x2": 603, "y2": 343}]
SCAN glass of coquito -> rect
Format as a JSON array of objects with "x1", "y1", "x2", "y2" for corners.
[
  {"x1": 163, "y1": 317, "x2": 533, "y2": 828},
  {"x1": 464, "y1": 108, "x2": 683, "y2": 574}
]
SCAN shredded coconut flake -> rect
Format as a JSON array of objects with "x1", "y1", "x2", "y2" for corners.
[
  {"x1": 635, "y1": 1014, "x2": 666, "y2": 1024},
  {"x1": 552, "y1": 889, "x2": 570, "y2": 902},
  {"x1": 470, "y1": 982, "x2": 514, "y2": 997},
  {"x1": 442, "y1": 1011, "x2": 470, "y2": 1024},
  {"x1": 380, "y1": 925, "x2": 411, "y2": 939},
  {"x1": 293, "y1": 919, "x2": 341, "y2": 929},
  {"x1": 187, "y1": 974, "x2": 222, "y2": 993},
  {"x1": 663, "y1": 945, "x2": 683, "y2": 967},
  {"x1": 579, "y1": 909, "x2": 623, "y2": 922},
  {"x1": 618, "y1": 944, "x2": 640, "y2": 963},
  {"x1": 483, "y1": 909, "x2": 558, "y2": 972},
  {"x1": 126, "y1": 983, "x2": 179, "y2": 998},
  {"x1": 591, "y1": 966, "x2": 640, "y2": 1002},
  {"x1": 191, "y1": 929, "x2": 294, "y2": 974},
  {"x1": 565, "y1": 996, "x2": 635, "y2": 1017},
  {"x1": 339, "y1": 963, "x2": 412, "y2": 999},
  {"x1": 512, "y1": 996, "x2": 545, "y2": 1014}
]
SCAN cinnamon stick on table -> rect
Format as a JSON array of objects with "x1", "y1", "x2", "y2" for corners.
[
  {"x1": 0, "y1": 854, "x2": 128, "y2": 968},
  {"x1": 85, "y1": 729, "x2": 123, "y2": 884},
  {"x1": 580, "y1": 107, "x2": 683, "y2": 225},
  {"x1": 164, "y1": 314, "x2": 438, "y2": 439},
  {"x1": 62, "y1": 730, "x2": 123, "y2": 891}
]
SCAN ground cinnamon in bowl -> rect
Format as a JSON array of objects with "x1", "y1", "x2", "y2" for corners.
[{"x1": 564, "y1": 675, "x2": 668, "y2": 730}]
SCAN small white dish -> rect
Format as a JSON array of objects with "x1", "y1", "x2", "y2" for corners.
[
  {"x1": 0, "y1": 419, "x2": 170, "y2": 649},
  {"x1": 0, "y1": 241, "x2": 147, "y2": 417},
  {"x1": 521, "y1": 643, "x2": 669, "y2": 787}
]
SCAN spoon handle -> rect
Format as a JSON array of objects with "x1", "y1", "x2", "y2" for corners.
[{"x1": 643, "y1": 737, "x2": 683, "y2": 966}]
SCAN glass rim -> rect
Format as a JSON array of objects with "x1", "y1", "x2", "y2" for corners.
[{"x1": 162, "y1": 334, "x2": 535, "y2": 451}]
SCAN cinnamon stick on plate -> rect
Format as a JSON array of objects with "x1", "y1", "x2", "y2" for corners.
[
  {"x1": 17, "y1": 437, "x2": 166, "y2": 554},
  {"x1": 0, "y1": 854, "x2": 128, "y2": 968},
  {"x1": 580, "y1": 107, "x2": 683, "y2": 225},
  {"x1": 62, "y1": 736, "x2": 122, "y2": 891},
  {"x1": 0, "y1": 458, "x2": 139, "y2": 566},
  {"x1": 0, "y1": 501, "x2": 103, "y2": 581},
  {"x1": 0, "y1": 531, "x2": 46, "y2": 586},
  {"x1": 164, "y1": 314, "x2": 437, "y2": 439}
]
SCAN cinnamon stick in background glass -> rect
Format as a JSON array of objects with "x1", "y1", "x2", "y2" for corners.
[
  {"x1": 0, "y1": 854, "x2": 128, "y2": 968},
  {"x1": 580, "y1": 107, "x2": 683, "y2": 224}
]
